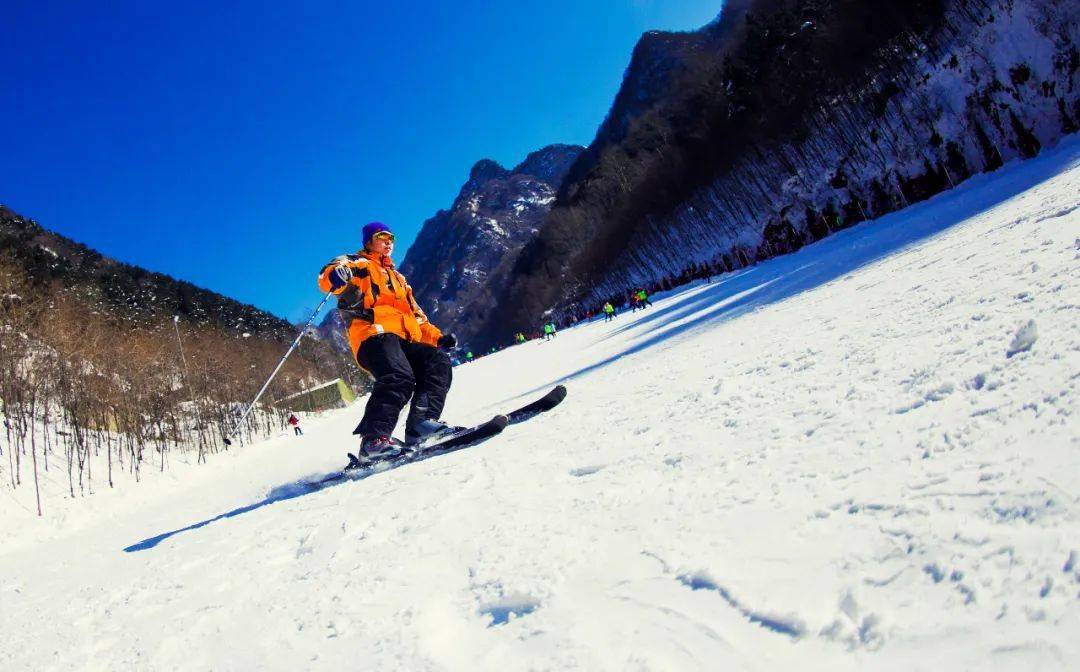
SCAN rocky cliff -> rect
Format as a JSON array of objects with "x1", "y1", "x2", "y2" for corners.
[{"x1": 398, "y1": 143, "x2": 583, "y2": 345}]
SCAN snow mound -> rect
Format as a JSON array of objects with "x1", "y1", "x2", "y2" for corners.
[{"x1": 1006, "y1": 319, "x2": 1038, "y2": 357}]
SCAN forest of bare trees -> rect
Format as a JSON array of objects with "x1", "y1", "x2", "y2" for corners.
[{"x1": 0, "y1": 256, "x2": 362, "y2": 516}]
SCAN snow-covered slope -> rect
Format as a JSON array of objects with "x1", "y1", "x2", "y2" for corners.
[{"x1": 2, "y1": 139, "x2": 1078, "y2": 670}]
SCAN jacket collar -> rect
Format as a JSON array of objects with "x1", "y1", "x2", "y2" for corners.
[{"x1": 360, "y1": 249, "x2": 395, "y2": 269}]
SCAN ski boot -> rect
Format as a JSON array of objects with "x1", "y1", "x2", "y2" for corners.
[
  {"x1": 405, "y1": 419, "x2": 463, "y2": 447},
  {"x1": 359, "y1": 434, "x2": 409, "y2": 462}
]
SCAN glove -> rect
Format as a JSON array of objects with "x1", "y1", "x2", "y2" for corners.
[
  {"x1": 437, "y1": 333, "x2": 458, "y2": 350},
  {"x1": 328, "y1": 265, "x2": 352, "y2": 290}
]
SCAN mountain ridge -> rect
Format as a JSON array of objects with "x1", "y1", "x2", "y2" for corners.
[
  {"x1": 397, "y1": 143, "x2": 583, "y2": 344},
  {"x1": 0, "y1": 204, "x2": 295, "y2": 338}
]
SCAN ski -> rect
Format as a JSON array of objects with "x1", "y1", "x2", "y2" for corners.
[
  {"x1": 401, "y1": 414, "x2": 509, "y2": 457},
  {"x1": 318, "y1": 386, "x2": 565, "y2": 485},
  {"x1": 506, "y1": 384, "x2": 567, "y2": 424},
  {"x1": 319, "y1": 414, "x2": 509, "y2": 481}
]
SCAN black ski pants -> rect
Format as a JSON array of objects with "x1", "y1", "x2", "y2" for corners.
[{"x1": 353, "y1": 334, "x2": 452, "y2": 438}]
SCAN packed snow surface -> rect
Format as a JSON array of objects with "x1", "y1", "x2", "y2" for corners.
[{"x1": 2, "y1": 139, "x2": 1079, "y2": 670}]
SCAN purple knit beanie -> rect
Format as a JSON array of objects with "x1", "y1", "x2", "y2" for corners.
[{"x1": 362, "y1": 221, "x2": 393, "y2": 248}]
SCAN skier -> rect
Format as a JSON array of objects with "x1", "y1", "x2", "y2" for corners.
[
  {"x1": 603, "y1": 302, "x2": 616, "y2": 322},
  {"x1": 636, "y1": 289, "x2": 653, "y2": 308},
  {"x1": 542, "y1": 323, "x2": 554, "y2": 341},
  {"x1": 318, "y1": 222, "x2": 458, "y2": 459},
  {"x1": 287, "y1": 413, "x2": 303, "y2": 436}
]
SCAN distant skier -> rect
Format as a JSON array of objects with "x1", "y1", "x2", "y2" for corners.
[
  {"x1": 318, "y1": 222, "x2": 459, "y2": 458},
  {"x1": 636, "y1": 289, "x2": 653, "y2": 308},
  {"x1": 542, "y1": 323, "x2": 555, "y2": 340},
  {"x1": 514, "y1": 332, "x2": 526, "y2": 344},
  {"x1": 547, "y1": 322, "x2": 557, "y2": 338},
  {"x1": 287, "y1": 413, "x2": 303, "y2": 436},
  {"x1": 603, "y1": 302, "x2": 616, "y2": 322}
]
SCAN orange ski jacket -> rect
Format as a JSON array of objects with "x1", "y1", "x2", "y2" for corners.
[{"x1": 317, "y1": 251, "x2": 442, "y2": 357}]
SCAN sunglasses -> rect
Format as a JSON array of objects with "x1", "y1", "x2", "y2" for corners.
[{"x1": 372, "y1": 231, "x2": 395, "y2": 243}]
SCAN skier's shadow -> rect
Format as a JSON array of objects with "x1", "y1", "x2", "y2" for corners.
[
  {"x1": 123, "y1": 439, "x2": 493, "y2": 552},
  {"x1": 123, "y1": 470, "x2": 367, "y2": 553}
]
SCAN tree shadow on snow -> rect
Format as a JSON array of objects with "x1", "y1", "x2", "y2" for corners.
[{"x1": 528, "y1": 139, "x2": 1078, "y2": 395}]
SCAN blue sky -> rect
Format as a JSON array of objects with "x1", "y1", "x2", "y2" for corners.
[{"x1": 1, "y1": 1, "x2": 721, "y2": 321}]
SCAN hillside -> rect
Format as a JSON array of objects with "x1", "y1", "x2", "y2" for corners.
[
  {"x1": 0, "y1": 206, "x2": 365, "y2": 499},
  {"x1": 2, "y1": 134, "x2": 1076, "y2": 670},
  {"x1": 0, "y1": 205, "x2": 293, "y2": 337},
  {"x1": 482, "y1": 0, "x2": 1080, "y2": 346}
]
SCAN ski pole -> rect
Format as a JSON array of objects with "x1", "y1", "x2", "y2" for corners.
[{"x1": 225, "y1": 290, "x2": 334, "y2": 445}]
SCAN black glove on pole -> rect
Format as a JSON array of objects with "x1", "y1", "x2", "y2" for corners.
[
  {"x1": 438, "y1": 333, "x2": 457, "y2": 350},
  {"x1": 329, "y1": 265, "x2": 352, "y2": 290}
]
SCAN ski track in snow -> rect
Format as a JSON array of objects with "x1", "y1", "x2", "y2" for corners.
[{"x1": 2, "y1": 138, "x2": 1079, "y2": 670}]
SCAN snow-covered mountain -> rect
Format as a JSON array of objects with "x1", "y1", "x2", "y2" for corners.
[
  {"x1": 595, "y1": 0, "x2": 1080, "y2": 294},
  {"x1": 2, "y1": 136, "x2": 1076, "y2": 670},
  {"x1": 486, "y1": 0, "x2": 1080, "y2": 345},
  {"x1": 398, "y1": 144, "x2": 583, "y2": 346}
]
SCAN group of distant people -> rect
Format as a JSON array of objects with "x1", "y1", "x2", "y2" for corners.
[
  {"x1": 506, "y1": 289, "x2": 656, "y2": 341},
  {"x1": 558, "y1": 257, "x2": 729, "y2": 329},
  {"x1": 511, "y1": 320, "x2": 559, "y2": 345},
  {"x1": 628, "y1": 288, "x2": 653, "y2": 312},
  {"x1": 499, "y1": 257, "x2": 735, "y2": 352},
  {"x1": 592, "y1": 288, "x2": 652, "y2": 322}
]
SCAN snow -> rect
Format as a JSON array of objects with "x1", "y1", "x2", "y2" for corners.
[
  {"x1": 527, "y1": 194, "x2": 555, "y2": 206},
  {"x1": 2, "y1": 139, "x2": 1079, "y2": 670},
  {"x1": 462, "y1": 267, "x2": 487, "y2": 280},
  {"x1": 513, "y1": 193, "x2": 556, "y2": 210},
  {"x1": 1007, "y1": 319, "x2": 1039, "y2": 358}
]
